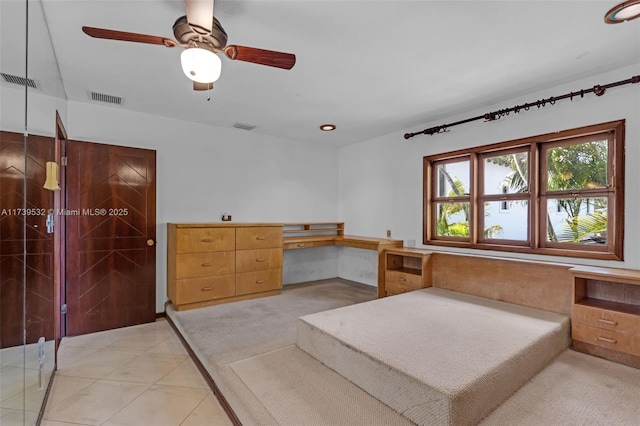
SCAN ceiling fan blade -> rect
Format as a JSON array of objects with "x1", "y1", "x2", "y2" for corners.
[
  {"x1": 184, "y1": 0, "x2": 214, "y2": 35},
  {"x1": 193, "y1": 81, "x2": 214, "y2": 91},
  {"x1": 224, "y1": 45, "x2": 296, "y2": 70},
  {"x1": 82, "y1": 26, "x2": 177, "y2": 47}
]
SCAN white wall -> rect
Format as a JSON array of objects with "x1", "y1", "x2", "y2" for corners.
[
  {"x1": 67, "y1": 101, "x2": 341, "y2": 311},
  {"x1": 1, "y1": 85, "x2": 65, "y2": 136},
  {"x1": 339, "y1": 64, "x2": 640, "y2": 279}
]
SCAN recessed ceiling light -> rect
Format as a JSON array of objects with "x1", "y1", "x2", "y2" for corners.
[
  {"x1": 605, "y1": 0, "x2": 640, "y2": 23},
  {"x1": 320, "y1": 124, "x2": 336, "y2": 131}
]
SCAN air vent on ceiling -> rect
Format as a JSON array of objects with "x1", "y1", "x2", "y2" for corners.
[
  {"x1": 1, "y1": 73, "x2": 38, "y2": 89},
  {"x1": 233, "y1": 122, "x2": 256, "y2": 131},
  {"x1": 90, "y1": 91, "x2": 123, "y2": 105}
]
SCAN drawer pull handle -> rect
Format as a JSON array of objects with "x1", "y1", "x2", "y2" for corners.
[
  {"x1": 297, "y1": 244, "x2": 305, "y2": 248},
  {"x1": 597, "y1": 336, "x2": 617, "y2": 344},
  {"x1": 256, "y1": 280, "x2": 266, "y2": 284},
  {"x1": 256, "y1": 236, "x2": 266, "y2": 240},
  {"x1": 597, "y1": 318, "x2": 618, "y2": 326},
  {"x1": 201, "y1": 287, "x2": 213, "y2": 291},
  {"x1": 201, "y1": 239, "x2": 213, "y2": 242},
  {"x1": 399, "y1": 278, "x2": 406, "y2": 282},
  {"x1": 201, "y1": 262, "x2": 213, "y2": 267},
  {"x1": 256, "y1": 258, "x2": 266, "y2": 262}
]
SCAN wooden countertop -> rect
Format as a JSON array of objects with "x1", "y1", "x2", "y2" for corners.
[{"x1": 169, "y1": 223, "x2": 284, "y2": 228}]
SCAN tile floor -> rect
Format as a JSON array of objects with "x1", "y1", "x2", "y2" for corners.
[
  {"x1": 34, "y1": 319, "x2": 232, "y2": 426},
  {"x1": 1, "y1": 340, "x2": 55, "y2": 426}
]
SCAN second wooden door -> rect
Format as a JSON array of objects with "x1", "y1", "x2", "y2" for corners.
[{"x1": 64, "y1": 140, "x2": 156, "y2": 336}]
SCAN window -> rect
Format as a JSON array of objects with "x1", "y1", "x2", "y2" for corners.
[
  {"x1": 432, "y1": 157, "x2": 471, "y2": 238},
  {"x1": 423, "y1": 120, "x2": 624, "y2": 260}
]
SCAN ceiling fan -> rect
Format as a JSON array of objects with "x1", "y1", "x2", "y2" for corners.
[{"x1": 82, "y1": 0, "x2": 296, "y2": 91}]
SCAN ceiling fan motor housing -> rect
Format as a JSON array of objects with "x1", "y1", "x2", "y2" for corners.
[{"x1": 173, "y1": 16, "x2": 228, "y2": 48}]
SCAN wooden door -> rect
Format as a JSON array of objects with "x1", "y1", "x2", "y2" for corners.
[
  {"x1": 0, "y1": 131, "x2": 55, "y2": 348},
  {"x1": 65, "y1": 140, "x2": 156, "y2": 336}
]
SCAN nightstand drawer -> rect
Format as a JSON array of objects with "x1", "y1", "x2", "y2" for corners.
[
  {"x1": 175, "y1": 275, "x2": 235, "y2": 304},
  {"x1": 386, "y1": 280, "x2": 421, "y2": 296},
  {"x1": 236, "y1": 227, "x2": 283, "y2": 250},
  {"x1": 572, "y1": 323, "x2": 640, "y2": 356},
  {"x1": 176, "y1": 228, "x2": 235, "y2": 253},
  {"x1": 385, "y1": 270, "x2": 422, "y2": 290},
  {"x1": 236, "y1": 248, "x2": 283, "y2": 273},
  {"x1": 573, "y1": 304, "x2": 640, "y2": 335},
  {"x1": 236, "y1": 269, "x2": 282, "y2": 296},
  {"x1": 176, "y1": 252, "x2": 235, "y2": 279}
]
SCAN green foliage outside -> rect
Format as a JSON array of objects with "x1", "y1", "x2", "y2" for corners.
[
  {"x1": 437, "y1": 140, "x2": 609, "y2": 243},
  {"x1": 436, "y1": 174, "x2": 469, "y2": 237},
  {"x1": 495, "y1": 140, "x2": 608, "y2": 243}
]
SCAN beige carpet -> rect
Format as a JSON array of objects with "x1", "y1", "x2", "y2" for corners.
[
  {"x1": 168, "y1": 280, "x2": 410, "y2": 425},
  {"x1": 481, "y1": 349, "x2": 640, "y2": 425},
  {"x1": 297, "y1": 287, "x2": 571, "y2": 425},
  {"x1": 228, "y1": 345, "x2": 413, "y2": 426},
  {"x1": 167, "y1": 280, "x2": 640, "y2": 425}
]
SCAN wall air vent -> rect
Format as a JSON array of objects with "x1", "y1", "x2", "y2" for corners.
[
  {"x1": 1, "y1": 73, "x2": 38, "y2": 89},
  {"x1": 90, "y1": 91, "x2": 123, "y2": 105},
  {"x1": 233, "y1": 122, "x2": 256, "y2": 131}
]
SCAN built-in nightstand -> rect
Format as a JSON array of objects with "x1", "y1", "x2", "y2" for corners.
[
  {"x1": 382, "y1": 248, "x2": 432, "y2": 297},
  {"x1": 571, "y1": 266, "x2": 640, "y2": 368}
]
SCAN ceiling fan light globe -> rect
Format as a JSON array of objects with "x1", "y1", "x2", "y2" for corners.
[
  {"x1": 615, "y1": 3, "x2": 640, "y2": 19},
  {"x1": 605, "y1": 0, "x2": 640, "y2": 22},
  {"x1": 181, "y1": 48, "x2": 221, "y2": 83}
]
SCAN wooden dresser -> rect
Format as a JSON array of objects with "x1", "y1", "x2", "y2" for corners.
[
  {"x1": 571, "y1": 266, "x2": 640, "y2": 368},
  {"x1": 167, "y1": 223, "x2": 283, "y2": 311}
]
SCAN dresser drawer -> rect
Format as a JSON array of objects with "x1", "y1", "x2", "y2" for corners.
[
  {"x1": 572, "y1": 323, "x2": 640, "y2": 356},
  {"x1": 572, "y1": 304, "x2": 640, "y2": 335},
  {"x1": 176, "y1": 228, "x2": 235, "y2": 253},
  {"x1": 385, "y1": 270, "x2": 422, "y2": 290},
  {"x1": 236, "y1": 248, "x2": 283, "y2": 273},
  {"x1": 236, "y1": 269, "x2": 282, "y2": 296},
  {"x1": 236, "y1": 227, "x2": 283, "y2": 250},
  {"x1": 175, "y1": 252, "x2": 235, "y2": 279},
  {"x1": 174, "y1": 275, "x2": 235, "y2": 304}
]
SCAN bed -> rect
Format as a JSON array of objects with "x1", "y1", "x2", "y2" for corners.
[{"x1": 297, "y1": 287, "x2": 570, "y2": 425}]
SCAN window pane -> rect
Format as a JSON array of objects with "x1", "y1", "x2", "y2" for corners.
[
  {"x1": 483, "y1": 201, "x2": 529, "y2": 241},
  {"x1": 436, "y1": 160, "x2": 470, "y2": 198},
  {"x1": 546, "y1": 139, "x2": 608, "y2": 191},
  {"x1": 546, "y1": 197, "x2": 608, "y2": 244},
  {"x1": 483, "y1": 152, "x2": 528, "y2": 195},
  {"x1": 435, "y1": 202, "x2": 470, "y2": 237}
]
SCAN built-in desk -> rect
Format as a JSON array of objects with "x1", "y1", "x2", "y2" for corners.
[{"x1": 283, "y1": 223, "x2": 403, "y2": 295}]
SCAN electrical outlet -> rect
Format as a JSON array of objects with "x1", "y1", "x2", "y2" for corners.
[
  {"x1": 386, "y1": 229, "x2": 391, "y2": 238},
  {"x1": 406, "y1": 239, "x2": 416, "y2": 247}
]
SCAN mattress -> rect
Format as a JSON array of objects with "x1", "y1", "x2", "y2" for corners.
[{"x1": 297, "y1": 287, "x2": 571, "y2": 425}]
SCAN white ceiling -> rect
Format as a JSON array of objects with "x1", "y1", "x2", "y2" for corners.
[{"x1": 3, "y1": 1, "x2": 640, "y2": 147}]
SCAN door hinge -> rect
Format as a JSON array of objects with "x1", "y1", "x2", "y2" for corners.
[
  {"x1": 61, "y1": 156, "x2": 68, "y2": 166},
  {"x1": 61, "y1": 304, "x2": 67, "y2": 314}
]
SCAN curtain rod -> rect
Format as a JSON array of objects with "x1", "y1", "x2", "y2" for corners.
[{"x1": 404, "y1": 74, "x2": 640, "y2": 140}]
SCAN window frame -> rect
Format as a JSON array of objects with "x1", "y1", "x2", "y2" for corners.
[{"x1": 423, "y1": 120, "x2": 625, "y2": 260}]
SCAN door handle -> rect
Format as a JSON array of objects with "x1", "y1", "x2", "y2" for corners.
[{"x1": 147, "y1": 239, "x2": 156, "y2": 247}]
